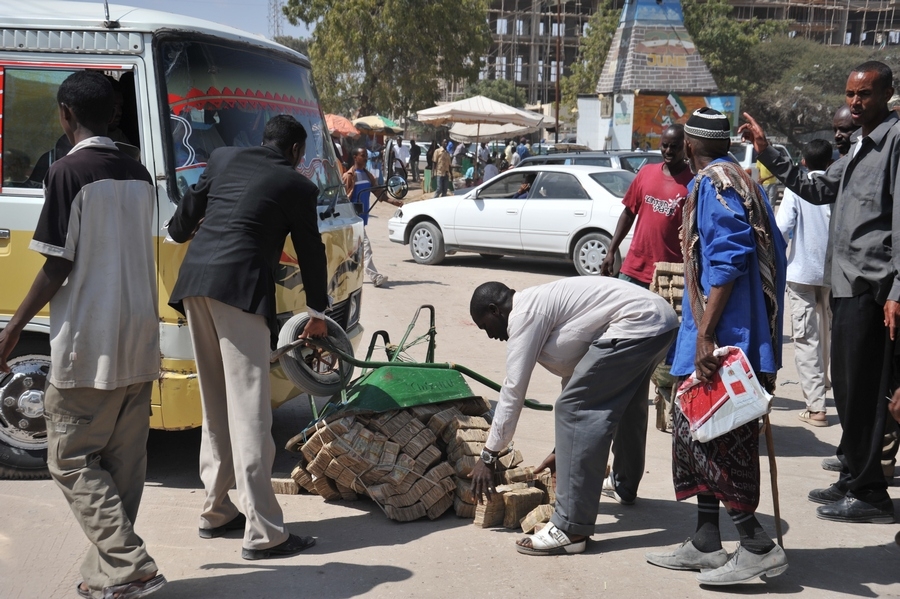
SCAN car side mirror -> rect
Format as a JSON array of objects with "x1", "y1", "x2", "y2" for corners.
[{"x1": 386, "y1": 176, "x2": 408, "y2": 199}]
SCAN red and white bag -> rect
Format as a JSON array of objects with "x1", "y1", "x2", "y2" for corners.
[{"x1": 675, "y1": 346, "x2": 772, "y2": 443}]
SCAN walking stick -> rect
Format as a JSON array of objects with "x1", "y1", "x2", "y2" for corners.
[{"x1": 763, "y1": 415, "x2": 783, "y2": 548}]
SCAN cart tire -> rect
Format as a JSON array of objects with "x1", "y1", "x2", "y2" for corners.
[{"x1": 277, "y1": 314, "x2": 354, "y2": 396}]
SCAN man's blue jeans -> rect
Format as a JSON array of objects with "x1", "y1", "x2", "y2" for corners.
[{"x1": 435, "y1": 175, "x2": 449, "y2": 197}]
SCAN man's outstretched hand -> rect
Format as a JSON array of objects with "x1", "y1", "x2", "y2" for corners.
[{"x1": 737, "y1": 113, "x2": 770, "y2": 155}]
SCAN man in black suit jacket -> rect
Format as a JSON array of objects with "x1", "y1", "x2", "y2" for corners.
[{"x1": 168, "y1": 115, "x2": 327, "y2": 560}]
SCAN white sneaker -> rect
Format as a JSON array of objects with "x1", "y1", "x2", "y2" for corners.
[
  {"x1": 601, "y1": 473, "x2": 634, "y2": 505},
  {"x1": 373, "y1": 274, "x2": 387, "y2": 287},
  {"x1": 646, "y1": 539, "x2": 729, "y2": 571},
  {"x1": 696, "y1": 544, "x2": 788, "y2": 585}
]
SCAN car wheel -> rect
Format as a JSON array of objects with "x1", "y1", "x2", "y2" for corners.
[
  {"x1": 479, "y1": 254, "x2": 503, "y2": 260},
  {"x1": 574, "y1": 232, "x2": 614, "y2": 276},
  {"x1": 409, "y1": 221, "x2": 445, "y2": 265},
  {"x1": 0, "y1": 337, "x2": 51, "y2": 480}
]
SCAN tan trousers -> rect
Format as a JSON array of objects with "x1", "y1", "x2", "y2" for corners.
[
  {"x1": 362, "y1": 230, "x2": 381, "y2": 282},
  {"x1": 182, "y1": 296, "x2": 288, "y2": 550},
  {"x1": 787, "y1": 282, "x2": 832, "y2": 413},
  {"x1": 44, "y1": 382, "x2": 157, "y2": 595}
]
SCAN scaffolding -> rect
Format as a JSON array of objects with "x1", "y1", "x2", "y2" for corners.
[
  {"x1": 440, "y1": 0, "x2": 900, "y2": 107},
  {"x1": 731, "y1": 0, "x2": 900, "y2": 47},
  {"x1": 442, "y1": 0, "x2": 597, "y2": 106}
]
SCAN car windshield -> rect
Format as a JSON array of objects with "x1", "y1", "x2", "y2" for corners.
[
  {"x1": 159, "y1": 38, "x2": 344, "y2": 206},
  {"x1": 589, "y1": 171, "x2": 636, "y2": 198}
]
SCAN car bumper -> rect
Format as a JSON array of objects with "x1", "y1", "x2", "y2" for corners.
[{"x1": 387, "y1": 217, "x2": 407, "y2": 244}]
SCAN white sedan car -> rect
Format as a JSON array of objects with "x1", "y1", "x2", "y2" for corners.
[{"x1": 387, "y1": 165, "x2": 635, "y2": 276}]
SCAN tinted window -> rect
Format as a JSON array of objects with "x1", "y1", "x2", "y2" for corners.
[
  {"x1": 478, "y1": 171, "x2": 536, "y2": 198},
  {"x1": 589, "y1": 171, "x2": 636, "y2": 198},
  {"x1": 619, "y1": 155, "x2": 663, "y2": 173},
  {"x1": 532, "y1": 172, "x2": 589, "y2": 199},
  {"x1": 571, "y1": 157, "x2": 611, "y2": 167},
  {"x1": 3, "y1": 68, "x2": 140, "y2": 191},
  {"x1": 531, "y1": 173, "x2": 590, "y2": 200}
]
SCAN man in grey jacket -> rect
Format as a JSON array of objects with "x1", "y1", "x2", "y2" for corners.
[{"x1": 741, "y1": 60, "x2": 898, "y2": 524}]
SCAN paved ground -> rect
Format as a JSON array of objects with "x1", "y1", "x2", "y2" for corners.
[{"x1": 2, "y1": 194, "x2": 899, "y2": 598}]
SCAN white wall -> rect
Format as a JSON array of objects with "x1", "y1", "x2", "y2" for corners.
[{"x1": 576, "y1": 95, "x2": 600, "y2": 150}]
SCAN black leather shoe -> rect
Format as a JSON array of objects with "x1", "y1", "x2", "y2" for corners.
[
  {"x1": 242, "y1": 533, "x2": 316, "y2": 560},
  {"x1": 821, "y1": 457, "x2": 842, "y2": 472},
  {"x1": 199, "y1": 513, "x2": 246, "y2": 539},
  {"x1": 816, "y1": 495, "x2": 894, "y2": 524},
  {"x1": 808, "y1": 484, "x2": 846, "y2": 504}
]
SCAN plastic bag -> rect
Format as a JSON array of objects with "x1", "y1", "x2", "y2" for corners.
[{"x1": 675, "y1": 346, "x2": 772, "y2": 443}]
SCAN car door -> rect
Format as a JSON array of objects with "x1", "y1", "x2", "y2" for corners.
[
  {"x1": 519, "y1": 171, "x2": 593, "y2": 253},
  {"x1": 452, "y1": 170, "x2": 532, "y2": 251}
]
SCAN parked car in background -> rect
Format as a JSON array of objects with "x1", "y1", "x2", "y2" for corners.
[
  {"x1": 529, "y1": 141, "x2": 592, "y2": 155},
  {"x1": 729, "y1": 140, "x2": 792, "y2": 203},
  {"x1": 517, "y1": 150, "x2": 663, "y2": 173},
  {"x1": 387, "y1": 165, "x2": 636, "y2": 276}
]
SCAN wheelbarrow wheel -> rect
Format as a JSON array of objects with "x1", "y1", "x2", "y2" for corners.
[{"x1": 277, "y1": 314, "x2": 355, "y2": 396}]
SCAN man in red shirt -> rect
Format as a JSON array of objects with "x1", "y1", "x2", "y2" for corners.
[
  {"x1": 598, "y1": 124, "x2": 690, "y2": 502},
  {"x1": 601, "y1": 125, "x2": 691, "y2": 287}
]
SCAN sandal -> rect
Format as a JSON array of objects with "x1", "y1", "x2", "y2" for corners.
[
  {"x1": 77, "y1": 582, "x2": 91, "y2": 599},
  {"x1": 515, "y1": 523, "x2": 586, "y2": 556},
  {"x1": 799, "y1": 410, "x2": 828, "y2": 427},
  {"x1": 102, "y1": 574, "x2": 167, "y2": 599}
]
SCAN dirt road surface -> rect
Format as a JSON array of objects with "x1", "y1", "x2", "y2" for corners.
[{"x1": 2, "y1": 197, "x2": 898, "y2": 598}]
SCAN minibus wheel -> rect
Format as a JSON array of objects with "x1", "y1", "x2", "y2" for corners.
[{"x1": 0, "y1": 336, "x2": 50, "y2": 479}]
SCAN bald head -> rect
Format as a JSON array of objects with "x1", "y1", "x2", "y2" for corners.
[{"x1": 833, "y1": 105, "x2": 855, "y2": 157}]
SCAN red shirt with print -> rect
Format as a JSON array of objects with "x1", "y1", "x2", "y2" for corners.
[{"x1": 620, "y1": 162, "x2": 693, "y2": 283}]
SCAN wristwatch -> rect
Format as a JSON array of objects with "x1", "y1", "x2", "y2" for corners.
[{"x1": 480, "y1": 448, "x2": 498, "y2": 466}]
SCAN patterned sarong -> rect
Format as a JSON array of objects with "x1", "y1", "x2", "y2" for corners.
[{"x1": 672, "y1": 407, "x2": 760, "y2": 511}]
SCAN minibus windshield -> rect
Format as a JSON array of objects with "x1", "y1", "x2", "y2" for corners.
[{"x1": 159, "y1": 37, "x2": 344, "y2": 207}]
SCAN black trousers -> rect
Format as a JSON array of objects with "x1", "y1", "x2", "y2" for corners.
[{"x1": 832, "y1": 293, "x2": 891, "y2": 500}]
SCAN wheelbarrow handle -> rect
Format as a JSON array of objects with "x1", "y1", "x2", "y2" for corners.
[{"x1": 272, "y1": 338, "x2": 554, "y2": 412}]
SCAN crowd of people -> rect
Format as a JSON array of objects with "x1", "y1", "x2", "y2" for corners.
[
  {"x1": 2, "y1": 58, "x2": 900, "y2": 597},
  {"x1": 468, "y1": 60, "x2": 900, "y2": 587}
]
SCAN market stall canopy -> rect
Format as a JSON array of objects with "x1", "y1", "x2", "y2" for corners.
[
  {"x1": 416, "y1": 95, "x2": 543, "y2": 128},
  {"x1": 325, "y1": 114, "x2": 359, "y2": 138},
  {"x1": 353, "y1": 114, "x2": 404, "y2": 135},
  {"x1": 448, "y1": 121, "x2": 540, "y2": 143}
]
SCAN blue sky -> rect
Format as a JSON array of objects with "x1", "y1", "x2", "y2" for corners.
[{"x1": 77, "y1": 0, "x2": 311, "y2": 39}]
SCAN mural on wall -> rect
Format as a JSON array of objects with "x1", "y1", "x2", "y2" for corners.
[
  {"x1": 631, "y1": 93, "x2": 740, "y2": 150},
  {"x1": 635, "y1": 31, "x2": 697, "y2": 68}
]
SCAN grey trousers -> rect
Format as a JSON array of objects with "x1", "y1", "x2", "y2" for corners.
[
  {"x1": 45, "y1": 382, "x2": 157, "y2": 595},
  {"x1": 183, "y1": 296, "x2": 289, "y2": 551},
  {"x1": 550, "y1": 330, "x2": 677, "y2": 537}
]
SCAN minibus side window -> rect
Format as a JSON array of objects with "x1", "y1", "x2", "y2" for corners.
[
  {"x1": 2, "y1": 68, "x2": 75, "y2": 190},
  {"x1": 2, "y1": 68, "x2": 139, "y2": 190}
]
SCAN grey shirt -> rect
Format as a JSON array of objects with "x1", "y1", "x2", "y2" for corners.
[{"x1": 758, "y1": 111, "x2": 900, "y2": 304}]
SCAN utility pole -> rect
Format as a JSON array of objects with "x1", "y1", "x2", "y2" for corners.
[
  {"x1": 268, "y1": 0, "x2": 284, "y2": 39},
  {"x1": 555, "y1": 0, "x2": 562, "y2": 143}
]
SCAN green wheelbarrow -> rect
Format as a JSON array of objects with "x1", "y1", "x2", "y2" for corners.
[{"x1": 272, "y1": 305, "x2": 552, "y2": 443}]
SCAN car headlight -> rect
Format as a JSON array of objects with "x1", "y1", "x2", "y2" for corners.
[
  {"x1": 347, "y1": 288, "x2": 361, "y2": 330},
  {"x1": 393, "y1": 208, "x2": 403, "y2": 218}
]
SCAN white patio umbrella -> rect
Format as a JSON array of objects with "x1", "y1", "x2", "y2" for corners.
[
  {"x1": 448, "y1": 121, "x2": 540, "y2": 143},
  {"x1": 417, "y1": 95, "x2": 543, "y2": 176}
]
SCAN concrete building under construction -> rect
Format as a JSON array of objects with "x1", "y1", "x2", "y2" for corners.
[{"x1": 447, "y1": 0, "x2": 900, "y2": 108}]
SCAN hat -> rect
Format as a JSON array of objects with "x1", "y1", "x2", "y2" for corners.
[{"x1": 684, "y1": 107, "x2": 731, "y2": 139}]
